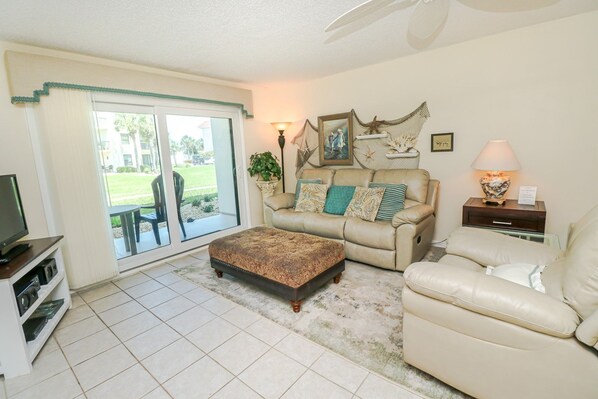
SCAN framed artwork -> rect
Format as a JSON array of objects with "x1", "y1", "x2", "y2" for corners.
[
  {"x1": 431, "y1": 132, "x2": 454, "y2": 152},
  {"x1": 318, "y1": 112, "x2": 353, "y2": 165}
]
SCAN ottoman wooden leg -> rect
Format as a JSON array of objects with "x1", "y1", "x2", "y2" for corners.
[
  {"x1": 215, "y1": 269, "x2": 223, "y2": 278},
  {"x1": 333, "y1": 273, "x2": 342, "y2": 284},
  {"x1": 290, "y1": 300, "x2": 302, "y2": 313}
]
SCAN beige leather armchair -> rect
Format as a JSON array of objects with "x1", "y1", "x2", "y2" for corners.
[{"x1": 402, "y1": 205, "x2": 598, "y2": 399}]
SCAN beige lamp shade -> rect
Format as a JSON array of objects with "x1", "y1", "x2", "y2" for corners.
[
  {"x1": 271, "y1": 122, "x2": 291, "y2": 133},
  {"x1": 471, "y1": 140, "x2": 521, "y2": 171}
]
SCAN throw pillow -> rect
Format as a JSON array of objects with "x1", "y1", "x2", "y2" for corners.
[
  {"x1": 344, "y1": 186, "x2": 386, "y2": 222},
  {"x1": 294, "y1": 178, "x2": 323, "y2": 207},
  {"x1": 295, "y1": 183, "x2": 328, "y2": 213},
  {"x1": 368, "y1": 182, "x2": 407, "y2": 221},
  {"x1": 486, "y1": 263, "x2": 546, "y2": 293},
  {"x1": 323, "y1": 185, "x2": 356, "y2": 215}
]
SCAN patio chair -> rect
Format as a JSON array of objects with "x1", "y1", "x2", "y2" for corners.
[{"x1": 134, "y1": 171, "x2": 187, "y2": 245}]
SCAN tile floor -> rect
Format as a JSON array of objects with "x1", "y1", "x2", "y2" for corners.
[{"x1": 1, "y1": 250, "x2": 424, "y2": 399}]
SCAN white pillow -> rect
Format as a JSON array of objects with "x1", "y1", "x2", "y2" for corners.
[{"x1": 486, "y1": 263, "x2": 546, "y2": 293}]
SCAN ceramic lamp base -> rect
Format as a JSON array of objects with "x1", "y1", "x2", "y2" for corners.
[{"x1": 480, "y1": 171, "x2": 510, "y2": 205}]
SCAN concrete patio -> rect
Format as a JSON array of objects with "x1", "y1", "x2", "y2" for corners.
[{"x1": 113, "y1": 214, "x2": 239, "y2": 259}]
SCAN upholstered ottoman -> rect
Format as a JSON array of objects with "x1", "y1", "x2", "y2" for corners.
[{"x1": 208, "y1": 226, "x2": 345, "y2": 312}]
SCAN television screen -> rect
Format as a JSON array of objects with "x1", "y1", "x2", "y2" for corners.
[{"x1": 0, "y1": 175, "x2": 28, "y2": 250}]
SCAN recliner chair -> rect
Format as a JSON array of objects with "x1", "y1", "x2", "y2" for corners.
[{"x1": 402, "y1": 205, "x2": 598, "y2": 399}]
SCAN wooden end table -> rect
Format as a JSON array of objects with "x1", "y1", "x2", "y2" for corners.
[{"x1": 462, "y1": 197, "x2": 546, "y2": 235}]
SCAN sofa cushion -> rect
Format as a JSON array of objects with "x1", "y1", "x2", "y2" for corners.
[
  {"x1": 345, "y1": 241, "x2": 396, "y2": 270},
  {"x1": 368, "y1": 182, "x2": 407, "y2": 221},
  {"x1": 344, "y1": 186, "x2": 385, "y2": 222},
  {"x1": 295, "y1": 183, "x2": 327, "y2": 213},
  {"x1": 272, "y1": 209, "x2": 304, "y2": 232},
  {"x1": 333, "y1": 168, "x2": 374, "y2": 187},
  {"x1": 372, "y1": 169, "x2": 430, "y2": 204},
  {"x1": 300, "y1": 169, "x2": 335, "y2": 187},
  {"x1": 562, "y1": 205, "x2": 598, "y2": 319},
  {"x1": 264, "y1": 193, "x2": 295, "y2": 211},
  {"x1": 345, "y1": 217, "x2": 396, "y2": 250},
  {"x1": 303, "y1": 212, "x2": 346, "y2": 239},
  {"x1": 323, "y1": 185, "x2": 356, "y2": 215},
  {"x1": 294, "y1": 178, "x2": 322, "y2": 207}
]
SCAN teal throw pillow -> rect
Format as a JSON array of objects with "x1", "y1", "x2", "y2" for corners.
[
  {"x1": 323, "y1": 185, "x2": 356, "y2": 215},
  {"x1": 368, "y1": 182, "x2": 407, "y2": 221},
  {"x1": 294, "y1": 178, "x2": 322, "y2": 207}
]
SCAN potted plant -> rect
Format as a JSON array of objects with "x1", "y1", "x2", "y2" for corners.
[{"x1": 247, "y1": 151, "x2": 282, "y2": 181}]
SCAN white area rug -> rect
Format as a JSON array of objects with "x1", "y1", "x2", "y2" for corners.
[{"x1": 175, "y1": 248, "x2": 468, "y2": 399}]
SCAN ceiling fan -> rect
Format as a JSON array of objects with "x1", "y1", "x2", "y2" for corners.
[{"x1": 325, "y1": 0, "x2": 450, "y2": 40}]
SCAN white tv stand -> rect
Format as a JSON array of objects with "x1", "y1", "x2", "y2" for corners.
[{"x1": 0, "y1": 236, "x2": 71, "y2": 378}]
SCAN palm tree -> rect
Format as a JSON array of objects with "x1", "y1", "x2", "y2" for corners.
[
  {"x1": 114, "y1": 113, "x2": 156, "y2": 171},
  {"x1": 170, "y1": 139, "x2": 182, "y2": 167},
  {"x1": 180, "y1": 135, "x2": 204, "y2": 161}
]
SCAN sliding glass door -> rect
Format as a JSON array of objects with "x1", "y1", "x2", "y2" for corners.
[
  {"x1": 163, "y1": 113, "x2": 240, "y2": 244},
  {"x1": 92, "y1": 95, "x2": 248, "y2": 271}
]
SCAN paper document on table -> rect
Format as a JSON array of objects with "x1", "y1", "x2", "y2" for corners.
[{"x1": 518, "y1": 186, "x2": 537, "y2": 205}]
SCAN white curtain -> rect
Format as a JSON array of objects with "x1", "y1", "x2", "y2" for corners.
[{"x1": 31, "y1": 89, "x2": 118, "y2": 289}]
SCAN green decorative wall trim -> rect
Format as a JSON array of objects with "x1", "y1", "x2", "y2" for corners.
[{"x1": 10, "y1": 81, "x2": 254, "y2": 118}]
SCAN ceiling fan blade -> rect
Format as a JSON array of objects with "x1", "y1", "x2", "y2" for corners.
[
  {"x1": 408, "y1": 0, "x2": 450, "y2": 39},
  {"x1": 325, "y1": 0, "x2": 396, "y2": 32}
]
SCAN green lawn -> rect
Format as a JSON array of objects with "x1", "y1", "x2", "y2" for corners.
[
  {"x1": 107, "y1": 165, "x2": 219, "y2": 227},
  {"x1": 106, "y1": 165, "x2": 217, "y2": 207}
]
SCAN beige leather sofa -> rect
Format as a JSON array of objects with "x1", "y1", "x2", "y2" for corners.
[
  {"x1": 402, "y1": 205, "x2": 598, "y2": 399},
  {"x1": 263, "y1": 168, "x2": 439, "y2": 271}
]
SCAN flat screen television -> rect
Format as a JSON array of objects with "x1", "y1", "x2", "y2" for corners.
[{"x1": 0, "y1": 174, "x2": 29, "y2": 260}]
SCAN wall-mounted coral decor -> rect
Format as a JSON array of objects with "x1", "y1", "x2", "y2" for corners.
[{"x1": 291, "y1": 102, "x2": 430, "y2": 176}]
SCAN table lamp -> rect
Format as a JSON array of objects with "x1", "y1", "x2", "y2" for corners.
[
  {"x1": 271, "y1": 122, "x2": 291, "y2": 193},
  {"x1": 471, "y1": 139, "x2": 521, "y2": 205}
]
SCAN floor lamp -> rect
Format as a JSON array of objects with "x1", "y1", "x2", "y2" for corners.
[{"x1": 271, "y1": 122, "x2": 291, "y2": 193}]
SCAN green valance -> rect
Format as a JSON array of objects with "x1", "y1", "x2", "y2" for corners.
[{"x1": 5, "y1": 51, "x2": 254, "y2": 118}]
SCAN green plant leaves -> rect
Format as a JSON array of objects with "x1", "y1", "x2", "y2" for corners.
[{"x1": 247, "y1": 151, "x2": 282, "y2": 181}]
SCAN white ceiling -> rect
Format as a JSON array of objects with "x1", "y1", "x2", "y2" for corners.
[{"x1": 0, "y1": 0, "x2": 597, "y2": 85}]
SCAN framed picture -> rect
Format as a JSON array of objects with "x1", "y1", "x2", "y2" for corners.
[
  {"x1": 318, "y1": 112, "x2": 354, "y2": 165},
  {"x1": 431, "y1": 132, "x2": 454, "y2": 152}
]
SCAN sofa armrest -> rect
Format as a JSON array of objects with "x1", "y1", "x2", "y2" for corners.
[
  {"x1": 577, "y1": 309, "x2": 598, "y2": 350},
  {"x1": 404, "y1": 262, "x2": 580, "y2": 338},
  {"x1": 391, "y1": 204, "x2": 434, "y2": 228},
  {"x1": 446, "y1": 227, "x2": 563, "y2": 267},
  {"x1": 264, "y1": 193, "x2": 295, "y2": 211}
]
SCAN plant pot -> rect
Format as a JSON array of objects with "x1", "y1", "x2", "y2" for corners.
[{"x1": 255, "y1": 179, "x2": 280, "y2": 199}]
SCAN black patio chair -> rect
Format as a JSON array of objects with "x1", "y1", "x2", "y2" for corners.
[{"x1": 134, "y1": 171, "x2": 187, "y2": 245}]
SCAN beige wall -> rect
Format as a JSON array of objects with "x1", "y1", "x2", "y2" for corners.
[{"x1": 255, "y1": 11, "x2": 598, "y2": 245}]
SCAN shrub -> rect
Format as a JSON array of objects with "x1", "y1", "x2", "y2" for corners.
[
  {"x1": 192, "y1": 198, "x2": 203, "y2": 207},
  {"x1": 203, "y1": 193, "x2": 218, "y2": 202},
  {"x1": 116, "y1": 166, "x2": 137, "y2": 173},
  {"x1": 201, "y1": 204, "x2": 215, "y2": 213}
]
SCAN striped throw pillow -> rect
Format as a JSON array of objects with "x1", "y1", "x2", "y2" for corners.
[{"x1": 368, "y1": 183, "x2": 407, "y2": 221}]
